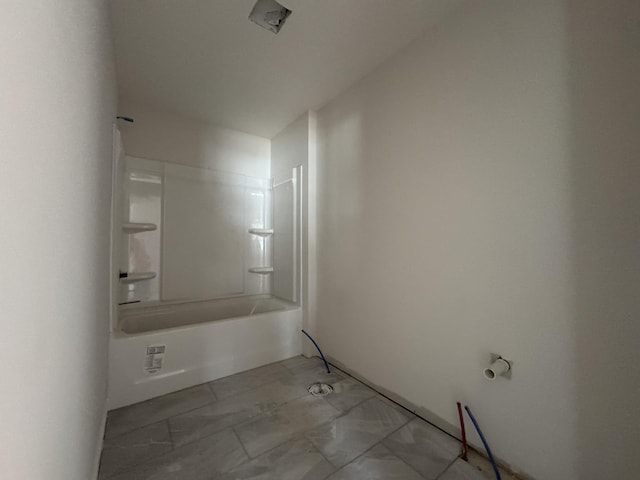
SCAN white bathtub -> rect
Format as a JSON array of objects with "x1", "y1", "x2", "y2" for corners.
[{"x1": 107, "y1": 295, "x2": 302, "y2": 409}]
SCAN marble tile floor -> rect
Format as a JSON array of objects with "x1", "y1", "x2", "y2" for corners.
[{"x1": 99, "y1": 356, "x2": 500, "y2": 480}]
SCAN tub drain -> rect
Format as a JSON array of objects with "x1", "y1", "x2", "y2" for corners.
[{"x1": 308, "y1": 383, "x2": 333, "y2": 397}]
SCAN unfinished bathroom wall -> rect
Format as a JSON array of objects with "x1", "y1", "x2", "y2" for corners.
[
  {"x1": 0, "y1": 1, "x2": 117, "y2": 478},
  {"x1": 109, "y1": 106, "x2": 303, "y2": 410},
  {"x1": 114, "y1": 101, "x2": 273, "y2": 306},
  {"x1": 118, "y1": 156, "x2": 273, "y2": 306},
  {"x1": 566, "y1": 1, "x2": 640, "y2": 478},
  {"x1": 161, "y1": 164, "x2": 271, "y2": 301},
  {"x1": 118, "y1": 99, "x2": 270, "y2": 177},
  {"x1": 314, "y1": 1, "x2": 637, "y2": 479},
  {"x1": 271, "y1": 112, "x2": 317, "y2": 352},
  {"x1": 273, "y1": 177, "x2": 297, "y2": 302}
]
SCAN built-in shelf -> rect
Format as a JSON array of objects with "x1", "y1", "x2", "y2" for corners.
[
  {"x1": 248, "y1": 267, "x2": 274, "y2": 274},
  {"x1": 119, "y1": 272, "x2": 157, "y2": 284},
  {"x1": 123, "y1": 222, "x2": 157, "y2": 234},
  {"x1": 248, "y1": 228, "x2": 274, "y2": 237}
]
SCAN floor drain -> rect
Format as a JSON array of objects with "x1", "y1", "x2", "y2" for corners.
[{"x1": 308, "y1": 383, "x2": 333, "y2": 397}]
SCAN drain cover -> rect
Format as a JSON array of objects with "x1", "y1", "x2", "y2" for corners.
[{"x1": 308, "y1": 383, "x2": 333, "y2": 397}]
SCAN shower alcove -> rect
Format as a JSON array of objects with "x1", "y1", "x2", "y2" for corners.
[{"x1": 108, "y1": 152, "x2": 302, "y2": 409}]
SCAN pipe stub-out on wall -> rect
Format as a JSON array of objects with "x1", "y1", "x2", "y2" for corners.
[{"x1": 483, "y1": 356, "x2": 511, "y2": 380}]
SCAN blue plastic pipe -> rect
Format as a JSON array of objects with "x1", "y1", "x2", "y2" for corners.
[
  {"x1": 301, "y1": 329, "x2": 331, "y2": 374},
  {"x1": 464, "y1": 406, "x2": 502, "y2": 480}
]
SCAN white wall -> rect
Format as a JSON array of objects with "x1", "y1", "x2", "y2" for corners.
[
  {"x1": 271, "y1": 113, "x2": 310, "y2": 184},
  {"x1": 315, "y1": 1, "x2": 639, "y2": 479},
  {"x1": 271, "y1": 112, "x2": 317, "y2": 353},
  {"x1": 160, "y1": 164, "x2": 272, "y2": 301},
  {"x1": 116, "y1": 103, "x2": 271, "y2": 305},
  {"x1": 119, "y1": 99, "x2": 270, "y2": 178},
  {"x1": 565, "y1": 1, "x2": 640, "y2": 478},
  {"x1": 0, "y1": 1, "x2": 117, "y2": 479},
  {"x1": 273, "y1": 179, "x2": 297, "y2": 302}
]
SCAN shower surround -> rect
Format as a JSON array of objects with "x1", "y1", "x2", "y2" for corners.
[{"x1": 108, "y1": 151, "x2": 302, "y2": 409}]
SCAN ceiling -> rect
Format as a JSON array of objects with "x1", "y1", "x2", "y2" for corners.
[{"x1": 110, "y1": 0, "x2": 463, "y2": 138}]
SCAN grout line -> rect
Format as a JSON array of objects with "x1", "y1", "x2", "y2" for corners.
[
  {"x1": 220, "y1": 376, "x2": 353, "y2": 464},
  {"x1": 100, "y1": 359, "x2": 323, "y2": 475},
  {"x1": 208, "y1": 363, "x2": 294, "y2": 402},
  {"x1": 324, "y1": 390, "x2": 377, "y2": 416},
  {"x1": 231, "y1": 427, "x2": 253, "y2": 462},
  {"x1": 382, "y1": 447, "x2": 429, "y2": 480},
  {"x1": 326, "y1": 359, "x2": 516, "y2": 480},
  {"x1": 162, "y1": 385, "x2": 311, "y2": 451},
  {"x1": 103, "y1": 425, "x2": 244, "y2": 479},
  {"x1": 205, "y1": 381, "x2": 218, "y2": 401},
  {"x1": 279, "y1": 355, "x2": 323, "y2": 372},
  {"x1": 106, "y1": 382, "x2": 219, "y2": 439},
  {"x1": 318, "y1": 420, "x2": 413, "y2": 479},
  {"x1": 105, "y1": 415, "x2": 178, "y2": 442},
  {"x1": 109, "y1": 401, "x2": 211, "y2": 440},
  {"x1": 326, "y1": 359, "x2": 462, "y2": 443},
  {"x1": 102, "y1": 356, "x2": 421, "y2": 480},
  {"x1": 165, "y1": 418, "x2": 175, "y2": 448},
  {"x1": 435, "y1": 457, "x2": 460, "y2": 480},
  {"x1": 306, "y1": 435, "x2": 335, "y2": 470},
  {"x1": 149, "y1": 375, "x2": 293, "y2": 436},
  {"x1": 314, "y1": 394, "x2": 414, "y2": 475},
  {"x1": 98, "y1": 420, "x2": 180, "y2": 479},
  {"x1": 230, "y1": 400, "x2": 342, "y2": 459}
]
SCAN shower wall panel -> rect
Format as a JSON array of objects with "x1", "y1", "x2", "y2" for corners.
[
  {"x1": 121, "y1": 157, "x2": 272, "y2": 304},
  {"x1": 163, "y1": 164, "x2": 245, "y2": 301},
  {"x1": 245, "y1": 185, "x2": 273, "y2": 296},
  {"x1": 273, "y1": 177, "x2": 297, "y2": 302},
  {"x1": 122, "y1": 157, "x2": 163, "y2": 303}
]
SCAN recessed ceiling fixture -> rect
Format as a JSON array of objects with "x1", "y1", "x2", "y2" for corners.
[{"x1": 249, "y1": 0, "x2": 292, "y2": 34}]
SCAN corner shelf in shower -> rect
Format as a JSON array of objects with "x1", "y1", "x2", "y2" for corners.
[
  {"x1": 248, "y1": 267, "x2": 274, "y2": 274},
  {"x1": 123, "y1": 222, "x2": 157, "y2": 234},
  {"x1": 248, "y1": 228, "x2": 274, "y2": 237},
  {"x1": 119, "y1": 272, "x2": 157, "y2": 284}
]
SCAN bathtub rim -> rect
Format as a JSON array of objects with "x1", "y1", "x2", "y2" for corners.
[
  {"x1": 115, "y1": 294, "x2": 300, "y2": 337},
  {"x1": 107, "y1": 304, "x2": 303, "y2": 409},
  {"x1": 119, "y1": 292, "x2": 282, "y2": 313}
]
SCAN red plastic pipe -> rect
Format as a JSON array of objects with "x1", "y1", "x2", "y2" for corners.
[{"x1": 457, "y1": 401, "x2": 468, "y2": 461}]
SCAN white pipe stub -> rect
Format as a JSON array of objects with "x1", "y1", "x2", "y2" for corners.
[{"x1": 483, "y1": 357, "x2": 511, "y2": 380}]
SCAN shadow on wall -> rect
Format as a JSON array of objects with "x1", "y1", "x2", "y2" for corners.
[
  {"x1": 566, "y1": 1, "x2": 640, "y2": 478},
  {"x1": 118, "y1": 99, "x2": 270, "y2": 177},
  {"x1": 314, "y1": 1, "x2": 640, "y2": 478}
]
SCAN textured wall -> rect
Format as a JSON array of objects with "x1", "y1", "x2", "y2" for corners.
[
  {"x1": 0, "y1": 1, "x2": 117, "y2": 478},
  {"x1": 315, "y1": 1, "x2": 639, "y2": 478}
]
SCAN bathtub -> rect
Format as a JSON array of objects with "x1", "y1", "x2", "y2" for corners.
[{"x1": 107, "y1": 295, "x2": 302, "y2": 409}]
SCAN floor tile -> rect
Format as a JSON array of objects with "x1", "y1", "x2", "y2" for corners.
[
  {"x1": 324, "y1": 377, "x2": 376, "y2": 413},
  {"x1": 107, "y1": 428, "x2": 248, "y2": 480},
  {"x1": 169, "y1": 379, "x2": 308, "y2": 447},
  {"x1": 218, "y1": 437, "x2": 335, "y2": 480},
  {"x1": 305, "y1": 397, "x2": 410, "y2": 468},
  {"x1": 374, "y1": 394, "x2": 416, "y2": 416},
  {"x1": 106, "y1": 384, "x2": 216, "y2": 438},
  {"x1": 100, "y1": 360, "x2": 487, "y2": 480},
  {"x1": 327, "y1": 444, "x2": 423, "y2": 480},
  {"x1": 234, "y1": 395, "x2": 341, "y2": 458},
  {"x1": 99, "y1": 421, "x2": 173, "y2": 479},
  {"x1": 383, "y1": 417, "x2": 460, "y2": 479},
  {"x1": 277, "y1": 358, "x2": 345, "y2": 389},
  {"x1": 438, "y1": 459, "x2": 487, "y2": 480},
  {"x1": 279, "y1": 355, "x2": 313, "y2": 370},
  {"x1": 210, "y1": 362, "x2": 289, "y2": 400},
  {"x1": 465, "y1": 450, "x2": 515, "y2": 480},
  {"x1": 282, "y1": 357, "x2": 332, "y2": 376}
]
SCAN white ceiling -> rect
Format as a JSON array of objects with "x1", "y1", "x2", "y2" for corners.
[{"x1": 110, "y1": 0, "x2": 463, "y2": 138}]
